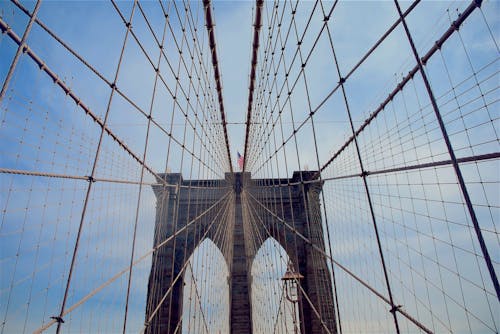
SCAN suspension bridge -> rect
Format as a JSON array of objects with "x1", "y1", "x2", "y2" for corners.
[{"x1": 0, "y1": 0, "x2": 498, "y2": 333}]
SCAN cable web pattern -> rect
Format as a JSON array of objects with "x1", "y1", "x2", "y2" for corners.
[
  {"x1": 1, "y1": 0, "x2": 231, "y2": 333},
  {"x1": 0, "y1": 0, "x2": 498, "y2": 333},
  {"x1": 242, "y1": 0, "x2": 498, "y2": 333}
]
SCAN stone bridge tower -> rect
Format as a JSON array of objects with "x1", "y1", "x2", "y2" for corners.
[{"x1": 145, "y1": 172, "x2": 337, "y2": 334}]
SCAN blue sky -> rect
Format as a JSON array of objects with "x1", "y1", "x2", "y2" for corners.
[{"x1": 0, "y1": 0, "x2": 499, "y2": 333}]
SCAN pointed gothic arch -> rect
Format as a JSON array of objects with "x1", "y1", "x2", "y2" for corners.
[
  {"x1": 251, "y1": 237, "x2": 300, "y2": 334},
  {"x1": 182, "y1": 238, "x2": 230, "y2": 334},
  {"x1": 146, "y1": 172, "x2": 337, "y2": 334}
]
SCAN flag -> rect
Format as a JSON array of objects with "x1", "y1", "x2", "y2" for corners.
[{"x1": 237, "y1": 151, "x2": 244, "y2": 170}]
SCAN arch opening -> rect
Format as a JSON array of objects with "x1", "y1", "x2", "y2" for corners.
[
  {"x1": 251, "y1": 237, "x2": 301, "y2": 334},
  {"x1": 181, "y1": 238, "x2": 229, "y2": 334}
]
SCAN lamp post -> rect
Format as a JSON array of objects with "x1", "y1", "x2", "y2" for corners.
[{"x1": 281, "y1": 261, "x2": 303, "y2": 334}]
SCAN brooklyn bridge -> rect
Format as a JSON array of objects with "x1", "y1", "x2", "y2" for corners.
[{"x1": 0, "y1": 0, "x2": 498, "y2": 333}]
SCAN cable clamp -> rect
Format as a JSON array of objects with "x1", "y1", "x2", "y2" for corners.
[
  {"x1": 389, "y1": 305, "x2": 402, "y2": 314},
  {"x1": 338, "y1": 77, "x2": 345, "y2": 84},
  {"x1": 87, "y1": 176, "x2": 95, "y2": 183},
  {"x1": 50, "y1": 316, "x2": 65, "y2": 323}
]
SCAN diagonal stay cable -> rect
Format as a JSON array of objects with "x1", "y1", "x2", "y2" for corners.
[
  {"x1": 245, "y1": 190, "x2": 434, "y2": 334},
  {"x1": 0, "y1": 11, "x2": 223, "y2": 181},
  {"x1": 9, "y1": 0, "x2": 227, "y2": 177},
  {"x1": 245, "y1": 1, "x2": 425, "y2": 174},
  {"x1": 316, "y1": 0, "x2": 483, "y2": 177},
  {"x1": 392, "y1": 0, "x2": 499, "y2": 301},
  {"x1": 244, "y1": 188, "x2": 334, "y2": 334},
  {"x1": 173, "y1": 187, "x2": 233, "y2": 333},
  {"x1": 142, "y1": 192, "x2": 233, "y2": 332},
  {"x1": 186, "y1": 262, "x2": 211, "y2": 333},
  {"x1": 295, "y1": 280, "x2": 333, "y2": 334},
  {"x1": 9, "y1": 0, "x2": 111, "y2": 86},
  {"x1": 53, "y1": 3, "x2": 138, "y2": 332},
  {"x1": 271, "y1": 284, "x2": 287, "y2": 334},
  {"x1": 0, "y1": 0, "x2": 42, "y2": 101},
  {"x1": 110, "y1": 0, "x2": 227, "y2": 176},
  {"x1": 0, "y1": 17, "x2": 174, "y2": 188},
  {"x1": 32, "y1": 189, "x2": 231, "y2": 333},
  {"x1": 121, "y1": 3, "x2": 172, "y2": 330},
  {"x1": 243, "y1": 0, "x2": 383, "y2": 170}
]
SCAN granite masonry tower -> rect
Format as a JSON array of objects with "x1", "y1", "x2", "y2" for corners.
[{"x1": 145, "y1": 172, "x2": 337, "y2": 334}]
